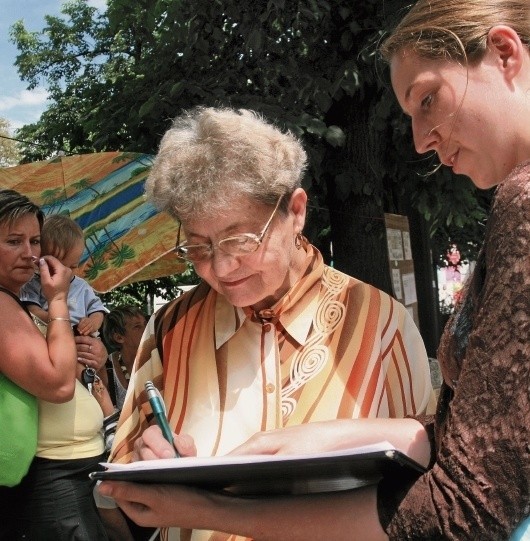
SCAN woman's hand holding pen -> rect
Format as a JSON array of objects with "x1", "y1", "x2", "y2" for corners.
[{"x1": 132, "y1": 425, "x2": 197, "y2": 461}]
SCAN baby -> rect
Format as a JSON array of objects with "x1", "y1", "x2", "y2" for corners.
[{"x1": 21, "y1": 214, "x2": 107, "y2": 335}]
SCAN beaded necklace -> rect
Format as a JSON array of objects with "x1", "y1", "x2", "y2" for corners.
[{"x1": 117, "y1": 353, "x2": 131, "y2": 381}]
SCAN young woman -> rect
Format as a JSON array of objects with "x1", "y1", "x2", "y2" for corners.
[{"x1": 0, "y1": 190, "x2": 110, "y2": 539}]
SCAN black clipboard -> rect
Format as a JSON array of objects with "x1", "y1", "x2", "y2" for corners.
[{"x1": 91, "y1": 442, "x2": 425, "y2": 496}]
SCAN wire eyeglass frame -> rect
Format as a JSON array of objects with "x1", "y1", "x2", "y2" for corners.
[{"x1": 175, "y1": 195, "x2": 283, "y2": 263}]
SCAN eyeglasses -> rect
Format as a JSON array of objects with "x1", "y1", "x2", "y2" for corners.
[{"x1": 175, "y1": 196, "x2": 283, "y2": 263}]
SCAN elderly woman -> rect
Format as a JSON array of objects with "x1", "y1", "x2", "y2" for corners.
[
  {"x1": 106, "y1": 106, "x2": 434, "y2": 541},
  {"x1": 100, "y1": 305, "x2": 147, "y2": 410}
]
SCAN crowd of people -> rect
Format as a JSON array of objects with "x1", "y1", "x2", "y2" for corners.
[{"x1": 1, "y1": 0, "x2": 529, "y2": 540}]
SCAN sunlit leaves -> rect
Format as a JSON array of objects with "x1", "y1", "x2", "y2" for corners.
[
  {"x1": 0, "y1": 118, "x2": 21, "y2": 166},
  {"x1": 10, "y1": 0, "x2": 489, "y2": 270},
  {"x1": 323, "y1": 125, "x2": 345, "y2": 147}
]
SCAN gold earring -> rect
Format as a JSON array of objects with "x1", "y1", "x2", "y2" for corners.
[{"x1": 294, "y1": 232, "x2": 303, "y2": 249}]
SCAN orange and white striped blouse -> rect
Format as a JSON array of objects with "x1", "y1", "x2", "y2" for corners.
[{"x1": 110, "y1": 244, "x2": 433, "y2": 541}]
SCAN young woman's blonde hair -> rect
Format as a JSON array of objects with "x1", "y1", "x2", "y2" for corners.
[
  {"x1": 380, "y1": 0, "x2": 530, "y2": 64},
  {"x1": 145, "y1": 107, "x2": 307, "y2": 222}
]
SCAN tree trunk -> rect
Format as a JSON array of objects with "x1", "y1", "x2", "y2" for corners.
[{"x1": 324, "y1": 96, "x2": 393, "y2": 296}]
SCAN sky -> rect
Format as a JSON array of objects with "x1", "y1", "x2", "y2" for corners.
[{"x1": 0, "y1": 0, "x2": 106, "y2": 133}]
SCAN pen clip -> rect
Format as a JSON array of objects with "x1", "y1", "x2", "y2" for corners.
[{"x1": 145, "y1": 380, "x2": 167, "y2": 415}]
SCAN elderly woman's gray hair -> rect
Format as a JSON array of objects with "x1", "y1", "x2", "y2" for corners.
[{"x1": 145, "y1": 107, "x2": 307, "y2": 221}]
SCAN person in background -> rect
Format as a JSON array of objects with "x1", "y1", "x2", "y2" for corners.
[
  {"x1": 100, "y1": 305, "x2": 148, "y2": 410},
  {"x1": 13, "y1": 213, "x2": 111, "y2": 540},
  {"x1": 99, "y1": 1, "x2": 530, "y2": 540},
  {"x1": 100, "y1": 106, "x2": 434, "y2": 541},
  {"x1": 98, "y1": 305, "x2": 154, "y2": 541},
  {"x1": 0, "y1": 189, "x2": 77, "y2": 537}
]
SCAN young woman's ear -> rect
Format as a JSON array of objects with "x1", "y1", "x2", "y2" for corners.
[{"x1": 488, "y1": 25, "x2": 524, "y2": 81}]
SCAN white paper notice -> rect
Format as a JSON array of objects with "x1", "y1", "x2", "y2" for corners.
[
  {"x1": 392, "y1": 269, "x2": 402, "y2": 299},
  {"x1": 403, "y1": 232, "x2": 412, "y2": 260},
  {"x1": 402, "y1": 273, "x2": 417, "y2": 305},
  {"x1": 386, "y1": 228, "x2": 404, "y2": 261}
]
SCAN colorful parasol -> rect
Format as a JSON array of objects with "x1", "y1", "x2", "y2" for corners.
[{"x1": 0, "y1": 151, "x2": 185, "y2": 292}]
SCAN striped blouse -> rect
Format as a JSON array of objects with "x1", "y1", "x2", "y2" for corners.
[{"x1": 110, "y1": 244, "x2": 433, "y2": 541}]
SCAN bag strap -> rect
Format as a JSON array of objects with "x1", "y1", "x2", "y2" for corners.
[
  {"x1": 105, "y1": 356, "x2": 118, "y2": 407},
  {"x1": 0, "y1": 286, "x2": 32, "y2": 318}
]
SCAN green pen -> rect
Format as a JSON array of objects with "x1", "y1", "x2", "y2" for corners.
[{"x1": 145, "y1": 380, "x2": 180, "y2": 458}]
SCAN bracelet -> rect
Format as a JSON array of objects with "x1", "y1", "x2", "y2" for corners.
[{"x1": 48, "y1": 317, "x2": 72, "y2": 323}]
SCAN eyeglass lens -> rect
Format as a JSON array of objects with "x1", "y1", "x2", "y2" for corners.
[{"x1": 175, "y1": 195, "x2": 283, "y2": 262}]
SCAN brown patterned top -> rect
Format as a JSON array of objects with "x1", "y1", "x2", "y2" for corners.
[{"x1": 378, "y1": 161, "x2": 530, "y2": 539}]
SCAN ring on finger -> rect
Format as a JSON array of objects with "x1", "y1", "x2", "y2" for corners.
[{"x1": 89, "y1": 344, "x2": 92, "y2": 352}]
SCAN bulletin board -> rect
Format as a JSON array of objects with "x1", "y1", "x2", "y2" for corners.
[{"x1": 384, "y1": 213, "x2": 419, "y2": 328}]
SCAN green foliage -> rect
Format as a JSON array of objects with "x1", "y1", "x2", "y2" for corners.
[
  {"x1": 10, "y1": 0, "x2": 489, "y2": 283},
  {"x1": 0, "y1": 118, "x2": 22, "y2": 166},
  {"x1": 100, "y1": 264, "x2": 199, "y2": 312}
]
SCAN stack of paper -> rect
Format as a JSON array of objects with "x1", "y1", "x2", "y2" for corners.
[{"x1": 91, "y1": 441, "x2": 425, "y2": 496}]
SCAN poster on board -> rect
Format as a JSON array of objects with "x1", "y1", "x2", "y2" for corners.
[{"x1": 384, "y1": 214, "x2": 419, "y2": 328}]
